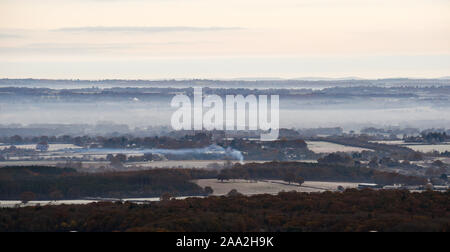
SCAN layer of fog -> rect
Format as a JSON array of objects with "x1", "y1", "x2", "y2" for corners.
[
  {"x1": 1, "y1": 99, "x2": 449, "y2": 131},
  {"x1": 71, "y1": 144, "x2": 244, "y2": 162}
]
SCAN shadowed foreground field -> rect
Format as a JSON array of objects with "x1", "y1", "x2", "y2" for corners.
[{"x1": 0, "y1": 190, "x2": 448, "y2": 232}]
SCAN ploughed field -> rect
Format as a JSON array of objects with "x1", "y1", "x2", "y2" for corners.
[
  {"x1": 195, "y1": 179, "x2": 359, "y2": 195},
  {"x1": 306, "y1": 141, "x2": 372, "y2": 154}
]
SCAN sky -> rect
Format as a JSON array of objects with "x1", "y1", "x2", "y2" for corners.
[{"x1": 0, "y1": 0, "x2": 449, "y2": 79}]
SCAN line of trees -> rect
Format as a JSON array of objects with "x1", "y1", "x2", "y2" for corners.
[{"x1": 217, "y1": 162, "x2": 427, "y2": 186}]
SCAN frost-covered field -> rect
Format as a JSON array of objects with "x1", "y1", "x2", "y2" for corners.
[
  {"x1": 371, "y1": 140, "x2": 450, "y2": 153},
  {"x1": 195, "y1": 179, "x2": 359, "y2": 196},
  {"x1": 0, "y1": 200, "x2": 98, "y2": 208},
  {"x1": 405, "y1": 144, "x2": 450, "y2": 153},
  {"x1": 370, "y1": 140, "x2": 405, "y2": 145},
  {"x1": 0, "y1": 160, "x2": 109, "y2": 167},
  {"x1": 0, "y1": 144, "x2": 82, "y2": 151},
  {"x1": 0, "y1": 196, "x2": 202, "y2": 208},
  {"x1": 306, "y1": 141, "x2": 372, "y2": 154},
  {"x1": 127, "y1": 160, "x2": 237, "y2": 169}
]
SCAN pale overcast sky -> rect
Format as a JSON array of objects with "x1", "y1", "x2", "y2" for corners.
[{"x1": 0, "y1": 0, "x2": 449, "y2": 79}]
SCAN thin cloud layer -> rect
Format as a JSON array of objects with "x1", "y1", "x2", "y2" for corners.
[
  {"x1": 54, "y1": 26, "x2": 244, "y2": 33},
  {"x1": 0, "y1": 34, "x2": 21, "y2": 38}
]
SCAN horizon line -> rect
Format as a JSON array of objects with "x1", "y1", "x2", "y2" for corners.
[{"x1": 1, "y1": 76, "x2": 449, "y2": 82}]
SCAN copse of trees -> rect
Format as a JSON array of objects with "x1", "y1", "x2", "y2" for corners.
[
  {"x1": 318, "y1": 153, "x2": 355, "y2": 167},
  {"x1": 405, "y1": 132, "x2": 449, "y2": 144},
  {"x1": 282, "y1": 172, "x2": 304, "y2": 186},
  {"x1": 217, "y1": 162, "x2": 427, "y2": 186},
  {"x1": 0, "y1": 190, "x2": 448, "y2": 232},
  {"x1": 0, "y1": 166, "x2": 76, "y2": 179},
  {"x1": 0, "y1": 166, "x2": 217, "y2": 200}
]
